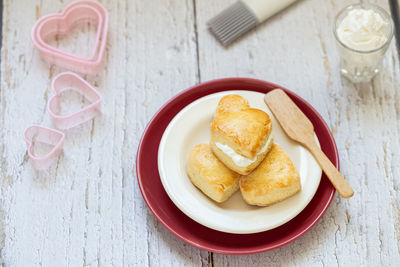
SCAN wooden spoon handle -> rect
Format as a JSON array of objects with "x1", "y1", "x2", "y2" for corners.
[{"x1": 306, "y1": 140, "x2": 354, "y2": 198}]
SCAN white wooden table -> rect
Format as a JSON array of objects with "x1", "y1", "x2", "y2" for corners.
[{"x1": 1, "y1": 0, "x2": 400, "y2": 266}]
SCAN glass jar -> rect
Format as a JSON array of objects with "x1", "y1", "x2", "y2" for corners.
[{"x1": 333, "y1": 3, "x2": 393, "y2": 83}]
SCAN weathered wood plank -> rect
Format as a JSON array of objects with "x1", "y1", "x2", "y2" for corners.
[
  {"x1": 0, "y1": 0, "x2": 207, "y2": 266},
  {"x1": 194, "y1": 0, "x2": 400, "y2": 265}
]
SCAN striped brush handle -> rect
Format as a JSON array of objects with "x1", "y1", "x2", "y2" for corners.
[{"x1": 208, "y1": 0, "x2": 299, "y2": 46}]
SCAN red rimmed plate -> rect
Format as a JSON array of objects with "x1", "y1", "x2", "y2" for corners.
[{"x1": 136, "y1": 78, "x2": 337, "y2": 255}]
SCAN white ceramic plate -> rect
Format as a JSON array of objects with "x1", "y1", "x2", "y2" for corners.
[{"x1": 158, "y1": 90, "x2": 322, "y2": 234}]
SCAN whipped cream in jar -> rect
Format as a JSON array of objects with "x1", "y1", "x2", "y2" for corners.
[{"x1": 333, "y1": 3, "x2": 393, "y2": 82}]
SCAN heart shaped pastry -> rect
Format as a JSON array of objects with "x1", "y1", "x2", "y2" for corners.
[
  {"x1": 240, "y1": 144, "x2": 301, "y2": 206},
  {"x1": 210, "y1": 95, "x2": 273, "y2": 175},
  {"x1": 32, "y1": 0, "x2": 108, "y2": 75},
  {"x1": 47, "y1": 72, "x2": 102, "y2": 129},
  {"x1": 24, "y1": 125, "x2": 65, "y2": 170},
  {"x1": 187, "y1": 144, "x2": 240, "y2": 203}
]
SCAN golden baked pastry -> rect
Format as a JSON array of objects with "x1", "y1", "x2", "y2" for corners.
[
  {"x1": 210, "y1": 95, "x2": 273, "y2": 175},
  {"x1": 187, "y1": 144, "x2": 240, "y2": 203},
  {"x1": 240, "y1": 144, "x2": 301, "y2": 206}
]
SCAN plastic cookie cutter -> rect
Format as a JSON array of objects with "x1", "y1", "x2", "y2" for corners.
[
  {"x1": 24, "y1": 125, "x2": 66, "y2": 170},
  {"x1": 31, "y1": 0, "x2": 109, "y2": 75},
  {"x1": 31, "y1": 0, "x2": 108, "y2": 75},
  {"x1": 35, "y1": 5, "x2": 103, "y2": 62},
  {"x1": 48, "y1": 72, "x2": 102, "y2": 129}
]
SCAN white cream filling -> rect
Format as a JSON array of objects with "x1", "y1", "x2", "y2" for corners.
[
  {"x1": 215, "y1": 135, "x2": 273, "y2": 167},
  {"x1": 337, "y1": 9, "x2": 389, "y2": 51}
]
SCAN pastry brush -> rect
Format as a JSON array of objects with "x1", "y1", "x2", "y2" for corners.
[{"x1": 208, "y1": 0, "x2": 299, "y2": 46}]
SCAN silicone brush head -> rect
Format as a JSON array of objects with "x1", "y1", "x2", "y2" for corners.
[{"x1": 207, "y1": 1, "x2": 259, "y2": 46}]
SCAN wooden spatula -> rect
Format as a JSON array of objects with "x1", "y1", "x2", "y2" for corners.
[{"x1": 264, "y1": 89, "x2": 354, "y2": 198}]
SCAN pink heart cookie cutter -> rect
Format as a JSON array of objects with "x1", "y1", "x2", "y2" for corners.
[
  {"x1": 33, "y1": 1, "x2": 107, "y2": 61},
  {"x1": 48, "y1": 71, "x2": 102, "y2": 129},
  {"x1": 32, "y1": 0, "x2": 108, "y2": 75},
  {"x1": 24, "y1": 125, "x2": 65, "y2": 170},
  {"x1": 35, "y1": 4, "x2": 103, "y2": 61}
]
